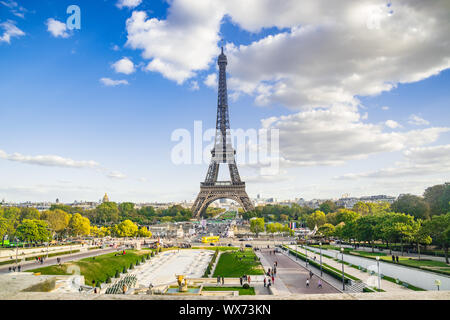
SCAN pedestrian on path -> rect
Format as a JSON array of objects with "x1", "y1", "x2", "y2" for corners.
[
  {"x1": 396, "y1": 255, "x2": 399, "y2": 263},
  {"x1": 318, "y1": 279, "x2": 322, "y2": 288},
  {"x1": 240, "y1": 277, "x2": 243, "y2": 286},
  {"x1": 248, "y1": 275, "x2": 251, "y2": 284},
  {"x1": 272, "y1": 275, "x2": 274, "y2": 284},
  {"x1": 221, "y1": 276, "x2": 224, "y2": 285},
  {"x1": 306, "y1": 279, "x2": 309, "y2": 287},
  {"x1": 309, "y1": 271, "x2": 313, "y2": 279},
  {"x1": 217, "y1": 275, "x2": 220, "y2": 285},
  {"x1": 392, "y1": 255, "x2": 395, "y2": 262},
  {"x1": 264, "y1": 277, "x2": 266, "y2": 287}
]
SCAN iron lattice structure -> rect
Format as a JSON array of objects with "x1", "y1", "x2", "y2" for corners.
[{"x1": 191, "y1": 48, "x2": 254, "y2": 218}]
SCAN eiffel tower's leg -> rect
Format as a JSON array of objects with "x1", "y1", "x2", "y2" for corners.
[
  {"x1": 228, "y1": 162, "x2": 242, "y2": 184},
  {"x1": 204, "y1": 162, "x2": 219, "y2": 184}
]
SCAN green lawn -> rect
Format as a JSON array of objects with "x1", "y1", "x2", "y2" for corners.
[
  {"x1": 213, "y1": 249, "x2": 264, "y2": 277},
  {"x1": 202, "y1": 286, "x2": 255, "y2": 295},
  {"x1": 28, "y1": 250, "x2": 152, "y2": 285}
]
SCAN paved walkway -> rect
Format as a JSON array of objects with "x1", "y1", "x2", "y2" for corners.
[
  {"x1": 0, "y1": 247, "x2": 121, "y2": 274},
  {"x1": 256, "y1": 249, "x2": 340, "y2": 295},
  {"x1": 287, "y1": 245, "x2": 410, "y2": 293}
]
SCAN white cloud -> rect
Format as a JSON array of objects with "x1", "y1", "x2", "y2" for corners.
[
  {"x1": 0, "y1": 149, "x2": 100, "y2": 168},
  {"x1": 261, "y1": 105, "x2": 449, "y2": 167},
  {"x1": 381, "y1": 106, "x2": 390, "y2": 111},
  {"x1": 408, "y1": 114, "x2": 430, "y2": 126},
  {"x1": 108, "y1": 171, "x2": 127, "y2": 179},
  {"x1": 0, "y1": 20, "x2": 24, "y2": 43},
  {"x1": 0, "y1": 1, "x2": 27, "y2": 19},
  {"x1": 112, "y1": 57, "x2": 135, "y2": 75},
  {"x1": 385, "y1": 120, "x2": 401, "y2": 129},
  {"x1": 123, "y1": 0, "x2": 450, "y2": 110},
  {"x1": 204, "y1": 73, "x2": 217, "y2": 88},
  {"x1": 100, "y1": 77, "x2": 129, "y2": 87},
  {"x1": 335, "y1": 144, "x2": 450, "y2": 180},
  {"x1": 116, "y1": 0, "x2": 142, "y2": 9},
  {"x1": 46, "y1": 18, "x2": 70, "y2": 38}
]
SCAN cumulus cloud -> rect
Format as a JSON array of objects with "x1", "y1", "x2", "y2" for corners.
[
  {"x1": 385, "y1": 120, "x2": 401, "y2": 129},
  {"x1": 381, "y1": 106, "x2": 390, "y2": 111},
  {"x1": 100, "y1": 78, "x2": 129, "y2": 87},
  {"x1": 189, "y1": 80, "x2": 199, "y2": 91},
  {"x1": 112, "y1": 57, "x2": 135, "y2": 75},
  {"x1": 46, "y1": 18, "x2": 70, "y2": 38},
  {"x1": 408, "y1": 114, "x2": 430, "y2": 126},
  {"x1": 116, "y1": 0, "x2": 142, "y2": 9},
  {"x1": 123, "y1": 0, "x2": 450, "y2": 110},
  {"x1": 260, "y1": 105, "x2": 449, "y2": 167},
  {"x1": 204, "y1": 73, "x2": 217, "y2": 88},
  {"x1": 0, "y1": 149, "x2": 100, "y2": 168},
  {"x1": 0, "y1": 20, "x2": 24, "y2": 43},
  {"x1": 335, "y1": 144, "x2": 450, "y2": 180}
]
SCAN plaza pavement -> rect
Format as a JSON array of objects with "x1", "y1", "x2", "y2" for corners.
[{"x1": 256, "y1": 249, "x2": 340, "y2": 295}]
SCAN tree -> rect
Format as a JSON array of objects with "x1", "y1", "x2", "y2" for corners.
[
  {"x1": 41, "y1": 209, "x2": 70, "y2": 238},
  {"x1": 424, "y1": 183, "x2": 450, "y2": 216},
  {"x1": 380, "y1": 212, "x2": 418, "y2": 255},
  {"x1": 353, "y1": 202, "x2": 370, "y2": 215},
  {"x1": 15, "y1": 219, "x2": 49, "y2": 244},
  {"x1": 250, "y1": 218, "x2": 265, "y2": 237},
  {"x1": 391, "y1": 194, "x2": 430, "y2": 219},
  {"x1": 137, "y1": 226, "x2": 152, "y2": 238},
  {"x1": 0, "y1": 216, "x2": 8, "y2": 244},
  {"x1": 69, "y1": 213, "x2": 91, "y2": 237},
  {"x1": 355, "y1": 215, "x2": 381, "y2": 252},
  {"x1": 306, "y1": 211, "x2": 326, "y2": 229},
  {"x1": 118, "y1": 202, "x2": 136, "y2": 221},
  {"x1": 318, "y1": 223, "x2": 335, "y2": 239},
  {"x1": 114, "y1": 220, "x2": 138, "y2": 237},
  {"x1": 319, "y1": 200, "x2": 337, "y2": 214},
  {"x1": 423, "y1": 213, "x2": 450, "y2": 263},
  {"x1": 335, "y1": 209, "x2": 360, "y2": 225},
  {"x1": 412, "y1": 221, "x2": 432, "y2": 260},
  {"x1": 19, "y1": 207, "x2": 40, "y2": 221},
  {"x1": 95, "y1": 202, "x2": 119, "y2": 224}
]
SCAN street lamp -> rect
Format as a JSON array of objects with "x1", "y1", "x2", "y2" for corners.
[
  {"x1": 376, "y1": 256, "x2": 381, "y2": 291},
  {"x1": 319, "y1": 242, "x2": 323, "y2": 277},
  {"x1": 341, "y1": 247, "x2": 345, "y2": 291}
]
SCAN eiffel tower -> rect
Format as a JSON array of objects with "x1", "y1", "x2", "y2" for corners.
[{"x1": 191, "y1": 47, "x2": 254, "y2": 218}]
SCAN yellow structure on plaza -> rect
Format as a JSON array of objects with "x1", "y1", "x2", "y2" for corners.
[{"x1": 201, "y1": 236, "x2": 220, "y2": 243}]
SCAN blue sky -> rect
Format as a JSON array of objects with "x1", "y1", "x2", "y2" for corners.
[{"x1": 1, "y1": 0, "x2": 449, "y2": 203}]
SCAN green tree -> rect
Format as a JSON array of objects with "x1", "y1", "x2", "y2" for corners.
[
  {"x1": 391, "y1": 194, "x2": 430, "y2": 219},
  {"x1": 118, "y1": 202, "x2": 136, "y2": 221},
  {"x1": 355, "y1": 215, "x2": 381, "y2": 252},
  {"x1": 424, "y1": 183, "x2": 450, "y2": 216},
  {"x1": 380, "y1": 212, "x2": 418, "y2": 255},
  {"x1": 95, "y1": 202, "x2": 119, "y2": 224},
  {"x1": 250, "y1": 218, "x2": 265, "y2": 236},
  {"x1": 353, "y1": 202, "x2": 370, "y2": 215},
  {"x1": 41, "y1": 209, "x2": 70, "y2": 239},
  {"x1": 306, "y1": 210, "x2": 326, "y2": 229},
  {"x1": 19, "y1": 207, "x2": 40, "y2": 221},
  {"x1": 423, "y1": 213, "x2": 450, "y2": 263},
  {"x1": 15, "y1": 219, "x2": 50, "y2": 244},
  {"x1": 318, "y1": 223, "x2": 335, "y2": 239},
  {"x1": 319, "y1": 200, "x2": 337, "y2": 214},
  {"x1": 0, "y1": 216, "x2": 8, "y2": 244}
]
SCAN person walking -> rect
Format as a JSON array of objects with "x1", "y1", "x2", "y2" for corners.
[
  {"x1": 240, "y1": 277, "x2": 243, "y2": 286},
  {"x1": 264, "y1": 277, "x2": 267, "y2": 287},
  {"x1": 318, "y1": 279, "x2": 322, "y2": 288},
  {"x1": 396, "y1": 255, "x2": 399, "y2": 263},
  {"x1": 18, "y1": 265, "x2": 21, "y2": 272},
  {"x1": 248, "y1": 275, "x2": 251, "y2": 284},
  {"x1": 221, "y1": 276, "x2": 224, "y2": 285},
  {"x1": 309, "y1": 271, "x2": 313, "y2": 279},
  {"x1": 217, "y1": 275, "x2": 220, "y2": 286},
  {"x1": 271, "y1": 275, "x2": 274, "y2": 284},
  {"x1": 392, "y1": 255, "x2": 395, "y2": 262},
  {"x1": 306, "y1": 279, "x2": 310, "y2": 287}
]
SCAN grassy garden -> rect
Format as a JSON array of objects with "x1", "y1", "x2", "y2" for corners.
[
  {"x1": 202, "y1": 286, "x2": 255, "y2": 295},
  {"x1": 212, "y1": 249, "x2": 264, "y2": 277},
  {"x1": 28, "y1": 249, "x2": 152, "y2": 286}
]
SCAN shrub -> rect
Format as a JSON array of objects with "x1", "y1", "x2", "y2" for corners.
[
  {"x1": 115, "y1": 270, "x2": 120, "y2": 278},
  {"x1": 106, "y1": 277, "x2": 111, "y2": 284},
  {"x1": 130, "y1": 263, "x2": 134, "y2": 269},
  {"x1": 123, "y1": 267, "x2": 127, "y2": 274},
  {"x1": 146, "y1": 254, "x2": 150, "y2": 259},
  {"x1": 96, "y1": 281, "x2": 101, "y2": 288},
  {"x1": 242, "y1": 283, "x2": 250, "y2": 289}
]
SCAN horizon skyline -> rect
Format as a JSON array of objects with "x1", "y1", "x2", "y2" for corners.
[{"x1": 1, "y1": 0, "x2": 450, "y2": 204}]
